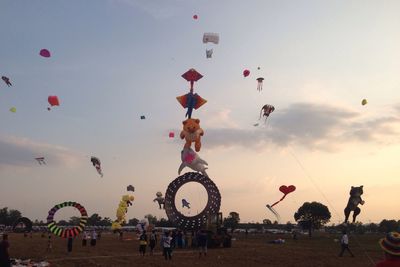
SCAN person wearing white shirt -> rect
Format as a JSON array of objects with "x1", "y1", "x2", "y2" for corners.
[{"x1": 339, "y1": 230, "x2": 354, "y2": 257}]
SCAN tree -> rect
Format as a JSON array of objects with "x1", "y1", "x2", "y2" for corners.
[
  {"x1": 145, "y1": 214, "x2": 158, "y2": 225},
  {"x1": 294, "y1": 201, "x2": 331, "y2": 237},
  {"x1": 379, "y1": 220, "x2": 399, "y2": 233},
  {"x1": 127, "y1": 218, "x2": 139, "y2": 226},
  {"x1": 224, "y1": 212, "x2": 240, "y2": 233},
  {"x1": 263, "y1": 219, "x2": 272, "y2": 225},
  {"x1": 0, "y1": 207, "x2": 22, "y2": 225}
]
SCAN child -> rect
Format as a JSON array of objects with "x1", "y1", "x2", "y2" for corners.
[{"x1": 139, "y1": 231, "x2": 147, "y2": 256}]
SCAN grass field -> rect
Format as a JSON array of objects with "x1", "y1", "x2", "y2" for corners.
[{"x1": 6, "y1": 232, "x2": 385, "y2": 266}]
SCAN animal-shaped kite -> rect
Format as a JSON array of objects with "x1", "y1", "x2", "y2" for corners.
[
  {"x1": 153, "y1": 192, "x2": 165, "y2": 209},
  {"x1": 180, "y1": 118, "x2": 204, "y2": 152},
  {"x1": 111, "y1": 195, "x2": 134, "y2": 231},
  {"x1": 259, "y1": 104, "x2": 275, "y2": 123},
  {"x1": 179, "y1": 147, "x2": 208, "y2": 176},
  {"x1": 182, "y1": 199, "x2": 190, "y2": 209},
  {"x1": 127, "y1": 185, "x2": 135, "y2": 192},
  {"x1": 35, "y1": 157, "x2": 46, "y2": 165},
  {"x1": 266, "y1": 185, "x2": 296, "y2": 222},
  {"x1": 90, "y1": 156, "x2": 103, "y2": 177},
  {"x1": 47, "y1": 96, "x2": 60, "y2": 110},
  {"x1": 39, "y1": 49, "x2": 51, "y2": 58},
  {"x1": 256, "y1": 77, "x2": 264, "y2": 91},
  {"x1": 344, "y1": 185, "x2": 365, "y2": 223},
  {"x1": 362, "y1": 99, "x2": 367, "y2": 106},
  {"x1": 206, "y1": 49, "x2": 213, "y2": 58},
  {"x1": 2, "y1": 76, "x2": 12, "y2": 87},
  {"x1": 243, "y1": 69, "x2": 250, "y2": 77}
]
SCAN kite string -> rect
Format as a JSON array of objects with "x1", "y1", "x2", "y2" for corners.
[{"x1": 287, "y1": 145, "x2": 376, "y2": 266}]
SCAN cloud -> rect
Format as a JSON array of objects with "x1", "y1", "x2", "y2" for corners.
[
  {"x1": 204, "y1": 103, "x2": 400, "y2": 151},
  {"x1": 0, "y1": 136, "x2": 82, "y2": 169}
]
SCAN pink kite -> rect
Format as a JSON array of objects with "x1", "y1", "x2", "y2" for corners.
[
  {"x1": 193, "y1": 15, "x2": 198, "y2": 20},
  {"x1": 40, "y1": 49, "x2": 51, "y2": 58},
  {"x1": 243, "y1": 69, "x2": 250, "y2": 77}
]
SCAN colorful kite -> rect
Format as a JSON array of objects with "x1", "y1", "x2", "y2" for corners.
[
  {"x1": 1, "y1": 76, "x2": 12, "y2": 87},
  {"x1": 179, "y1": 147, "x2": 208, "y2": 176},
  {"x1": 153, "y1": 192, "x2": 165, "y2": 209},
  {"x1": 256, "y1": 77, "x2": 264, "y2": 91},
  {"x1": 111, "y1": 195, "x2": 134, "y2": 231},
  {"x1": 177, "y1": 69, "x2": 207, "y2": 118},
  {"x1": 39, "y1": 49, "x2": 51, "y2": 58},
  {"x1": 182, "y1": 199, "x2": 190, "y2": 209},
  {"x1": 90, "y1": 156, "x2": 103, "y2": 177},
  {"x1": 35, "y1": 157, "x2": 46, "y2": 165},
  {"x1": 259, "y1": 104, "x2": 275, "y2": 123}
]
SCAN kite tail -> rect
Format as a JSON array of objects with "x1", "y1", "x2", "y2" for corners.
[
  {"x1": 266, "y1": 205, "x2": 281, "y2": 222},
  {"x1": 270, "y1": 194, "x2": 288, "y2": 207},
  {"x1": 259, "y1": 108, "x2": 263, "y2": 120}
]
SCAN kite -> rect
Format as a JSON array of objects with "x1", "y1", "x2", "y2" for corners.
[
  {"x1": 35, "y1": 157, "x2": 46, "y2": 165},
  {"x1": 266, "y1": 185, "x2": 296, "y2": 222},
  {"x1": 256, "y1": 77, "x2": 264, "y2": 91},
  {"x1": 206, "y1": 49, "x2": 213, "y2": 58},
  {"x1": 127, "y1": 185, "x2": 135, "y2": 192},
  {"x1": 203, "y1": 33, "x2": 219, "y2": 44},
  {"x1": 47, "y1": 96, "x2": 60, "y2": 110},
  {"x1": 111, "y1": 195, "x2": 134, "y2": 231},
  {"x1": 1, "y1": 76, "x2": 12, "y2": 87},
  {"x1": 39, "y1": 49, "x2": 51, "y2": 58},
  {"x1": 177, "y1": 69, "x2": 207, "y2": 118},
  {"x1": 47, "y1": 202, "x2": 88, "y2": 238},
  {"x1": 362, "y1": 99, "x2": 367, "y2": 106},
  {"x1": 9, "y1": 107, "x2": 16, "y2": 113},
  {"x1": 169, "y1": 132, "x2": 175, "y2": 138},
  {"x1": 179, "y1": 147, "x2": 208, "y2": 176},
  {"x1": 90, "y1": 156, "x2": 103, "y2": 177},
  {"x1": 259, "y1": 104, "x2": 275, "y2": 123},
  {"x1": 243, "y1": 69, "x2": 250, "y2": 77},
  {"x1": 182, "y1": 199, "x2": 190, "y2": 209},
  {"x1": 153, "y1": 192, "x2": 165, "y2": 209},
  {"x1": 140, "y1": 115, "x2": 146, "y2": 119},
  {"x1": 344, "y1": 185, "x2": 365, "y2": 223},
  {"x1": 193, "y1": 14, "x2": 198, "y2": 20}
]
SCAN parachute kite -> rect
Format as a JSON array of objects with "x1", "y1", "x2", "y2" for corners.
[
  {"x1": 206, "y1": 49, "x2": 213, "y2": 58},
  {"x1": 39, "y1": 49, "x2": 51, "y2": 58},
  {"x1": 266, "y1": 185, "x2": 296, "y2": 222},
  {"x1": 9, "y1": 107, "x2": 16, "y2": 113},
  {"x1": 35, "y1": 157, "x2": 46, "y2": 165},
  {"x1": 243, "y1": 69, "x2": 250, "y2": 77},
  {"x1": 256, "y1": 77, "x2": 264, "y2": 91},
  {"x1": 90, "y1": 157, "x2": 103, "y2": 177},
  {"x1": 47, "y1": 96, "x2": 60, "y2": 110},
  {"x1": 127, "y1": 185, "x2": 135, "y2": 192},
  {"x1": 362, "y1": 99, "x2": 367, "y2": 106},
  {"x1": 1, "y1": 76, "x2": 12, "y2": 87},
  {"x1": 153, "y1": 192, "x2": 165, "y2": 209},
  {"x1": 259, "y1": 104, "x2": 275, "y2": 123},
  {"x1": 111, "y1": 195, "x2": 134, "y2": 231},
  {"x1": 203, "y1": 33, "x2": 219, "y2": 58},
  {"x1": 182, "y1": 199, "x2": 190, "y2": 209}
]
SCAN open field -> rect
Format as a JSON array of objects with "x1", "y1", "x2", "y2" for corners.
[{"x1": 5, "y1": 231, "x2": 386, "y2": 267}]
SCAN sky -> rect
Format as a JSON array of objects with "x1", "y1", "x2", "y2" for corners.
[{"x1": 0, "y1": 0, "x2": 399, "y2": 225}]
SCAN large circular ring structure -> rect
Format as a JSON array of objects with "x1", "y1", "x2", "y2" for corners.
[
  {"x1": 46, "y1": 201, "x2": 88, "y2": 238},
  {"x1": 164, "y1": 172, "x2": 221, "y2": 230}
]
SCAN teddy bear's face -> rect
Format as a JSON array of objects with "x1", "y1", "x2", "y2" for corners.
[
  {"x1": 182, "y1": 118, "x2": 200, "y2": 133},
  {"x1": 156, "y1": 192, "x2": 162, "y2": 197},
  {"x1": 349, "y1": 186, "x2": 363, "y2": 197}
]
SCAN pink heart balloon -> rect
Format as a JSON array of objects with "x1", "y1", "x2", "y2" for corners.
[{"x1": 279, "y1": 185, "x2": 296, "y2": 195}]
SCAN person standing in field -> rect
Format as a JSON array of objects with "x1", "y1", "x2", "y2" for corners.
[
  {"x1": 339, "y1": 230, "x2": 354, "y2": 257},
  {"x1": 90, "y1": 230, "x2": 97, "y2": 247},
  {"x1": 67, "y1": 236, "x2": 73, "y2": 253},
  {"x1": 149, "y1": 230, "x2": 157, "y2": 255},
  {"x1": 46, "y1": 234, "x2": 52, "y2": 252},
  {"x1": 375, "y1": 231, "x2": 400, "y2": 267},
  {"x1": 162, "y1": 231, "x2": 172, "y2": 260},
  {"x1": 139, "y1": 230, "x2": 147, "y2": 256},
  {"x1": 0, "y1": 234, "x2": 11, "y2": 267},
  {"x1": 82, "y1": 231, "x2": 88, "y2": 247}
]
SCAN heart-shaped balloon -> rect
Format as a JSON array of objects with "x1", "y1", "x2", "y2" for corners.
[
  {"x1": 279, "y1": 185, "x2": 296, "y2": 195},
  {"x1": 48, "y1": 96, "x2": 60, "y2": 106}
]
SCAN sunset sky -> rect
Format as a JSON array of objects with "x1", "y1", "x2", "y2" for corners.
[{"x1": 0, "y1": 0, "x2": 399, "y2": 225}]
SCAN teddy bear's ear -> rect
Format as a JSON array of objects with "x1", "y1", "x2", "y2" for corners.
[
  {"x1": 182, "y1": 120, "x2": 187, "y2": 125},
  {"x1": 195, "y1": 119, "x2": 200, "y2": 123},
  {"x1": 351, "y1": 186, "x2": 354, "y2": 189},
  {"x1": 360, "y1": 185, "x2": 363, "y2": 188}
]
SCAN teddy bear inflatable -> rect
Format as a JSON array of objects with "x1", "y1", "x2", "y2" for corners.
[{"x1": 180, "y1": 118, "x2": 204, "y2": 152}]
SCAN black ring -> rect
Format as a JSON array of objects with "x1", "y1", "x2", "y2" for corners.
[{"x1": 164, "y1": 172, "x2": 221, "y2": 230}]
